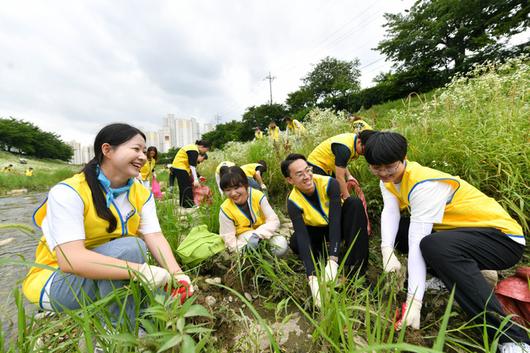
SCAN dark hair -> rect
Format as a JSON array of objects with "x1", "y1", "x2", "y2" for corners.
[
  {"x1": 257, "y1": 160, "x2": 267, "y2": 173},
  {"x1": 83, "y1": 123, "x2": 146, "y2": 233},
  {"x1": 195, "y1": 139, "x2": 211, "y2": 149},
  {"x1": 199, "y1": 153, "x2": 208, "y2": 160},
  {"x1": 219, "y1": 166, "x2": 230, "y2": 178},
  {"x1": 220, "y1": 166, "x2": 249, "y2": 191},
  {"x1": 364, "y1": 131, "x2": 407, "y2": 165},
  {"x1": 280, "y1": 153, "x2": 307, "y2": 177},
  {"x1": 147, "y1": 146, "x2": 158, "y2": 161},
  {"x1": 285, "y1": 116, "x2": 292, "y2": 122},
  {"x1": 358, "y1": 130, "x2": 378, "y2": 145}
]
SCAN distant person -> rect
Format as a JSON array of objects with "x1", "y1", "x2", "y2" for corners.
[
  {"x1": 169, "y1": 140, "x2": 211, "y2": 208},
  {"x1": 364, "y1": 131, "x2": 529, "y2": 352},
  {"x1": 254, "y1": 127, "x2": 264, "y2": 140},
  {"x1": 268, "y1": 121, "x2": 280, "y2": 142},
  {"x1": 215, "y1": 161, "x2": 236, "y2": 194},
  {"x1": 307, "y1": 131, "x2": 376, "y2": 200},
  {"x1": 348, "y1": 115, "x2": 372, "y2": 134},
  {"x1": 241, "y1": 161, "x2": 267, "y2": 191},
  {"x1": 281, "y1": 154, "x2": 369, "y2": 308},
  {"x1": 3, "y1": 164, "x2": 13, "y2": 173},
  {"x1": 139, "y1": 146, "x2": 157, "y2": 188},
  {"x1": 22, "y1": 123, "x2": 192, "y2": 334},
  {"x1": 219, "y1": 166, "x2": 288, "y2": 256},
  {"x1": 25, "y1": 167, "x2": 34, "y2": 176},
  {"x1": 285, "y1": 117, "x2": 306, "y2": 137}
]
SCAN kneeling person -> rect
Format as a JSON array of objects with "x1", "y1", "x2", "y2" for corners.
[
  {"x1": 281, "y1": 154, "x2": 369, "y2": 308},
  {"x1": 219, "y1": 166, "x2": 287, "y2": 256}
]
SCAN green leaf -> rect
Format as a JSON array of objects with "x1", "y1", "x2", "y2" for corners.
[
  {"x1": 181, "y1": 334, "x2": 196, "y2": 353},
  {"x1": 183, "y1": 304, "x2": 213, "y2": 318},
  {"x1": 156, "y1": 334, "x2": 182, "y2": 353}
]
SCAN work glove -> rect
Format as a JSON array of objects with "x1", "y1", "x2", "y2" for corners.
[
  {"x1": 308, "y1": 275, "x2": 321, "y2": 309},
  {"x1": 381, "y1": 246, "x2": 401, "y2": 273},
  {"x1": 173, "y1": 273, "x2": 194, "y2": 295},
  {"x1": 199, "y1": 176, "x2": 207, "y2": 183},
  {"x1": 260, "y1": 184, "x2": 267, "y2": 190},
  {"x1": 395, "y1": 295, "x2": 422, "y2": 330},
  {"x1": 165, "y1": 273, "x2": 194, "y2": 304},
  {"x1": 246, "y1": 233, "x2": 260, "y2": 249},
  {"x1": 324, "y1": 259, "x2": 338, "y2": 282},
  {"x1": 135, "y1": 263, "x2": 170, "y2": 288},
  {"x1": 193, "y1": 180, "x2": 200, "y2": 188}
]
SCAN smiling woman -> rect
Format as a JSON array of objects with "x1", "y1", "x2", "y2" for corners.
[{"x1": 22, "y1": 123, "x2": 193, "y2": 334}]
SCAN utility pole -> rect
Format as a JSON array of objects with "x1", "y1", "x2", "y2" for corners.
[
  {"x1": 214, "y1": 114, "x2": 221, "y2": 126},
  {"x1": 264, "y1": 72, "x2": 276, "y2": 105}
]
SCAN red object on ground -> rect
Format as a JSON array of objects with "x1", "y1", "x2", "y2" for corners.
[
  {"x1": 151, "y1": 177, "x2": 163, "y2": 199},
  {"x1": 193, "y1": 184, "x2": 212, "y2": 206},
  {"x1": 165, "y1": 280, "x2": 193, "y2": 304},
  {"x1": 346, "y1": 178, "x2": 372, "y2": 235},
  {"x1": 495, "y1": 266, "x2": 530, "y2": 328},
  {"x1": 394, "y1": 302, "x2": 408, "y2": 330}
]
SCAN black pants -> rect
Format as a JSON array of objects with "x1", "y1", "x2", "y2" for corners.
[
  {"x1": 397, "y1": 217, "x2": 528, "y2": 344},
  {"x1": 171, "y1": 168, "x2": 194, "y2": 208},
  {"x1": 290, "y1": 197, "x2": 369, "y2": 277}
]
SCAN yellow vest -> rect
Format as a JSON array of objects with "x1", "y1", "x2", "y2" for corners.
[
  {"x1": 307, "y1": 133, "x2": 359, "y2": 175},
  {"x1": 215, "y1": 161, "x2": 235, "y2": 176},
  {"x1": 22, "y1": 173, "x2": 151, "y2": 307},
  {"x1": 241, "y1": 163, "x2": 262, "y2": 178},
  {"x1": 255, "y1": 131, "x2": 264, "y2": 140},
  {"x1": 171, "y1": 144, "x2": 199, "y2": 174},
  {"x1": 140, "y1": 158, "x2": 156, "y2": 181},
  {"x1": 351, "y1": 119, "x2": 372, "y2": 134},
  {"x1": 25, "y1": 169, "x2": 34, "y2": 176},
  {"x1": 288, "y1": 174, "x2": 332, "y2": 227},
  {"x1": 287, "y1": 120, "x2": 306, "y2": 135},
  {"x1": 385, "y1": 161, "x2": 523, "y2": 238},
  {"x1": 268, "y1": 126, "x2": 280, "y2": 141},
  {"x1": 220, "y1": 188, "x2": 266, "y2": 235}
]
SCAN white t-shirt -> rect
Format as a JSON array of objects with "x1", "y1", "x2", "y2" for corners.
[{"x1": 41, "y1": 183, "x2": 161, "y2": 251}]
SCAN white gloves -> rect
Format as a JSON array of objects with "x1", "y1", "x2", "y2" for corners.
[
  {"x1": 396, "y1": 295, "x2": 422, "y2": 330},
  {"x1": 324, "y1": 259, "x2": 338, "y2": 282},
  {"x1": 135, "y1": 263, "x2": 170, "y2": 288},
  {"x1": 381, "y1": 246, "x2": 402, "y2": 273},
  {"x1": 260, "y1": 184, "x2": 267, "y2": 191},
  {"x1": 308, "y1": 275, "x2": 321, "y2": 308}
]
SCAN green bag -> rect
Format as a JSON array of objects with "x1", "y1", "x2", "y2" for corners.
[{"x1": 176, "y1": 225, "x2": 225, "y2": 266}]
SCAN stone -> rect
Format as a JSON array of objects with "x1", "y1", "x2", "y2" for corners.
[
  {"x1": 0, "y1": 238, "x2": 14, "y2": 247},
  {"x1": 205, "y1": 296, "x2": 217, "y2": 306}
]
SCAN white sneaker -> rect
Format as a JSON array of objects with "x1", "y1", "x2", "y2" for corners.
[
  {"x1": 425, "y1": 277, "x2": 446, "y2": 291},
  {"x1": 499, "y1": 342, "x2": 530, "y2": 353}
]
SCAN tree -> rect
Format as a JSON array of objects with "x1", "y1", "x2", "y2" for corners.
[
  {"x1": 302, "y1": 56, "x2": 361, "y2": 109},
  {"x1": 377, "y1": 0, "x2": 530, "y2": 75}
]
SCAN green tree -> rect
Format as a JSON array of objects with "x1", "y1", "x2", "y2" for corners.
[{"x1": 377, "y1": 0, "x2": 530, "y2": 75}]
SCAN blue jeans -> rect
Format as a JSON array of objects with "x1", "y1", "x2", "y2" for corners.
[
  {"x1": 247, "y1": 177, "x2": 262, "y2": 191},
  {"x1": 48, "y1": 237, "x2": 147, "y2": 330}
]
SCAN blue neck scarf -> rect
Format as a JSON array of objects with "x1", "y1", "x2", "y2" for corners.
[{"x1": 96, "y1": 166, "x2": 134, "y2": 208}]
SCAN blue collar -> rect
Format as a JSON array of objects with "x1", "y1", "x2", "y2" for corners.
[{"x1": 96, "y1": 166, "x2": 134, "y2": 208}]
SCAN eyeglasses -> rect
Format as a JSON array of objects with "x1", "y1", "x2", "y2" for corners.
[
  {"x1": 293, "y1": 166, "x2": 313, "y2": 179},
  {"x1": 368, "y1": 161, "x2": 401, "y2": 176}
]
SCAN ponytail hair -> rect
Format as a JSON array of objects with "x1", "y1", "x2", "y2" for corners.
[
  {"x1": 82, "y1": 123, "x2": 146, "y2": 233},
  {"x1": 195, "y1": 139, "x2": 211, "y2": 149}
]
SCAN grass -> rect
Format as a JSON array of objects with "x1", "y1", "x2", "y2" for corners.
[{"x1": 1, "y1": 57, "x2": 529, "y2": 352}]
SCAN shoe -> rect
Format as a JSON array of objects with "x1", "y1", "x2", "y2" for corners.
[{"x1": 499, "y1": 342, "x2": 530, "y2": 353}]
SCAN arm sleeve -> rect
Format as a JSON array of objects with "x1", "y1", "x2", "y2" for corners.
[
  {"x1": 215, "y1": 174, "x2": 222, "y2": 194},
  {"x1": 407, "y1": 221, "x2": 432, "y2": 301},
  {"x1": 190, "y1": 166, "x2": 198, "y2": 182},
  {"x1": 380, "y1": 181, "x2": 401, "y2": 248},
  {"x1": 42, "y1": 184, "x2": 86, "y2": 250},
  {"x1": 138, "y1": 195, "x2": 162, "y2": 235},
  {"x1": 255, "y1": 166, "x2": 266, "y2": 174},
  {"x1": 331, "y1": 143, "x2": 352, "y2": 168},
  {"x1": 326, "y1": 179, "x2": 342, "y2": 257},
  {"x1": 287, "y1": 200, "x2": 309, "y2": 247},
  {"x1": 187, "y1": 150, "x2": 198, "y2": 167},
  {"x1": 253, "y1": 196, "x2": 280, "y2": 239},
  {"x1": 219, "y1": 210, "x2": 238, "y2": 252}
]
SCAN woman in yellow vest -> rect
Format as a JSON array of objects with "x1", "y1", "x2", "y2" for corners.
[
  {"x1": 215, "y1": 161, "x2": 236, "y2": 194},
  {"x1": 267, "y1": 121, "x2": 280, "y2": 141},
  {"x1": 139, "y1": 146, "x2": 157, "y2": 188},
  {"x1": 22, "y1": 123, "x2": 193, "y2": 333},
  {"x1": 365, "y1": 131, "x2": 529, "y2": 351},
  {"x1": 285, "y1": 117, "x2": 306, "y2": 137},
  {"x1": 254, "y1": 127, "x2": 264, "y2": 140},
  {"x1": 307, "y1": 131, "x2": 375, "y2": 199},
  {"x1": 240, "y1": 160, "x2": 267, "y2": 191},
  {"x1": 25, "y1": 167, "x2": 34, "y2": 176},
  {"x1": 219, "y1": 166, "x2": 288, "y2": 256},
  {"x1": 280, "y1": 153, "x2": 369, "y2": 308},
  {"x1": 169, "y1": 140, "x2": 210, "y2": 208}
]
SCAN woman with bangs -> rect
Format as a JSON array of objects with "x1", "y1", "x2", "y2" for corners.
[{"x1": 218, "y1": 166, "x2": 288, "y2": 256}]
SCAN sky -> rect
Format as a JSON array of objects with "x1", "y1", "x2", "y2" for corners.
[{"x1": 0, "y1": 0, "x2": 417, "y2": 145}]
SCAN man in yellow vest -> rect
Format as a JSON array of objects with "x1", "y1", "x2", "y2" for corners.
[
  {"x1": 281, "y1": 153, "x2": 369, "y2": 308},
  {"x1": 267, "y1": 121, "x2": 280, "y2": 142},
  {"x1": 25, "y1": 167, "x2": 34, "y2": 176},
  {"x1": 285, "y1": 117, "x2": 306, "y2": 137},
  {"x1": 364, "y1": 131, "x2": 529, "y2": 351},
  {"x1": 240, "y1": 161, "x2": 267, "y2": 191},
  {"x1": 307, "y1": 130, "x2": 375, "y2": 200},
  {"x1": 254, "y1": 127, "x2": 264, "y2": 140}
]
